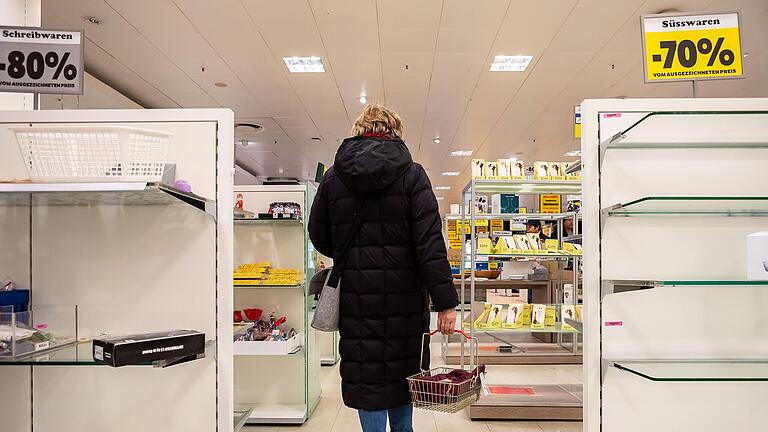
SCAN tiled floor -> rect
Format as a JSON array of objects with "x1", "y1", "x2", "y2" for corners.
[{"x1": 243, "y1": 346, "x2": 583, "y2": 432}]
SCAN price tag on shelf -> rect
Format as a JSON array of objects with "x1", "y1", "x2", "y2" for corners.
[
  {"x1": 641, "y1": 12, "x2": 743, "y2": 83},
  {"x1": 0, "y1": 26, "x2": 84, "y2": 94},
  {"x1": 490, "y1": 219, "x2": 503, "y2": 232}
]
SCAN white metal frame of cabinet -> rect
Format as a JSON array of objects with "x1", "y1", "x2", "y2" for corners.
[
  {"x1": 0, "y1": 109, "x2": 234, "y2": 432},
  {"x1": 582, "y1": 99, "x2": 768, "y2": 432},
  {"x1": 232, "y1": 185, "x2": 321, "y2": 424},
  {"x1": 453, "y1": 179, "x2": 584, "y2": 421}
]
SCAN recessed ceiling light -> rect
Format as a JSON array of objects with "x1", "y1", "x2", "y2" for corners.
[
  {"x1": 278, "y1": 168, "x2": 284, "y2": 174},
  {"x1": 743, "y1": 53, "x2": 749, "y2": 58},
  {"x1": 235, "y1": 123, "x2": 264, "y2": 133},
  {"x1": 214, "y1": 82, "x2": 228, "y2": 88},
  {"x1": 564, "y1": 150, "x2": 581, "y2": 157},
  {"x1": 507, "y1": 157, "x2": 518, "y2": 161},
  {"x1": 435, "y1": 186, "x2": 451, "y2": 190},
  {"x1": 359, "y1": 94, "x2": 367, "y2": 104},
  {"x1": 442, "y1": 171, "x2": 460, "y2": 176},
  {"x1": 450, "y1": 150, "x2": 473, "y2": 157},
  {"x1": 433, "y1": 137, "x2": 441, "y2": 144},
  {"x1": 490, "y1": 55, "x2": 533, "y2": 72},
  {"x1": 283, "y1": 56, "x2": 325, "y2": 73},
  {"x1": 436, "y1": 197, "x2": 445, "y2": 200}
]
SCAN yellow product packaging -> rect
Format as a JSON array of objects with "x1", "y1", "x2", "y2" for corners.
[
  {"x1": 496, "y1": 159, "x2": 512, "y2": 179},
  {"x1": 548, "y1": 162, "x2": 565, "y2": 180},
  {"x1": 493, "y1": 237, "x2": 511, "y2": 254},
  {"x1": 544, "y1": 305, "x2": 556, "y2": 326},
  {"x1": 486, "y1": 161, "x2": 500, "y2": 179},
  {"x1": 575, "y1": 305, "x2": 583, "y2": 321},
  {"x1": 471, "y1": 159, "x2": 486, "y2": 179},
  {"x1": 531, "y1": 304, "x2": 547, "y2": 329},
  {"x1": 526, "y1": 233, "x2": 542, "y2": 252},
  {"x1": 486, "y1": 304, "x2": 504, "y2": 328},
  {"x1": 522, "y1": 303, "x2": 533, "y2": 325},
  {"x1": 513, "y1": 234, "x2": 532, "y2": 252},
  {"x1": 510, "y1": 160, "x2": 526, "y2": 179},
  {"x1": 503, "y1": 303, "x2": 525, "y2": 329},
  {"x1": 544, "y1": 239, "x2": 560, "y2": 251},
  {"x1": 561, "y1": 305, "x2": 577, "y2": 330},
  {"x1": 533, "y1": 161, "x2": 550, "y2": 180},
  {"x1": 477, "y1": 237, "x2": 493, "y2": 255},
  {"x1": 475, "y1": 303, "x2": 492, "y2": 328}
]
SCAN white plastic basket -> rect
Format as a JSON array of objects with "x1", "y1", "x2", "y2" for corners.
[{"x1": 13, "y1": 127, "x2": 172, "y2": 182}]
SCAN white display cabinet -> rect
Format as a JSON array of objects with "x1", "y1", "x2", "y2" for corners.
[
  {"x1": 232, "y1": 185, "x2": 321, "y2": 424},
  {"x1": 581, "y1": 99, "x2": 768, "y2": 432},
  {"x1": 0, "y1": 109, "x2": 234, "y2": 432}
]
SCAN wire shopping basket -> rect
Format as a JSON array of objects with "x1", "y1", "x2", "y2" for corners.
[{"x1": 407, "y1": 329, "x2": 484, "y2": 413}]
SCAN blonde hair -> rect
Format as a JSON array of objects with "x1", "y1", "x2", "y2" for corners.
[{"x1": 351, "y1": 103, "x2": 403, "y2": 138}]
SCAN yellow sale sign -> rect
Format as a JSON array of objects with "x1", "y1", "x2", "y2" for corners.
[{"x1": 642, "y1": 12, "x2": 742, "y2": 82}]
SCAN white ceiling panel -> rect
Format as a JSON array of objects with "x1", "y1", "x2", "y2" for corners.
[
  {"x1": 106, "y1": 0, "x2": 197, "y2": 35},
  {"x1": 40, "y1": 0, "x2": 768, "y2": 188}
]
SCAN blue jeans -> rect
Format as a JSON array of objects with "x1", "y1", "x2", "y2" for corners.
[{"x1": 358, "y1": 403, "x2": 413, "y2": 432}]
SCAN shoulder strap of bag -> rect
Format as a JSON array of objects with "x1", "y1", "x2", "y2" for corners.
[{"x1": 327, "y1": 196, "x2": 369, "y2": 288}]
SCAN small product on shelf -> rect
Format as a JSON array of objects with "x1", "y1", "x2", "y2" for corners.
[
  {"x1": 561, "y1": 305, "x2": 577, "y2": 330},
  {"x1": 530, "y1": 304, "x2": 546, "y2": 329},
  {"x1": 233, "y1": 307, "x2": 301, "y2": 355},
  {"x1": 472, "y1": 159, "x2": 486, "y2": 179},
  {"x1": 233, "y1": 262, "x2": 302, "y2": 286},
  {"x1": 258, "y1": 201, "x2": 302, "y2": 220},
  {"x1": 92, "y1": 330, "x2": 206, "y2": 367}
]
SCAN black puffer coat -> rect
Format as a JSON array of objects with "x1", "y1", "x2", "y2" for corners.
[{"x1": 309, "y1": 135, "x2": 458, "y2": 411}]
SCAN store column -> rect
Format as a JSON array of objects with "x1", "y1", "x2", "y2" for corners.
[{"x1": 0, "y1": 0, "x2": 40, "y2": 110}]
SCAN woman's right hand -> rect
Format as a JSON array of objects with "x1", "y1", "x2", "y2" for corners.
[{"x1": 437, "y1": 308, "x2": 457, "y2": 335}]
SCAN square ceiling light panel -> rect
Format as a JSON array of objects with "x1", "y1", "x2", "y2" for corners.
[
  {"x1": 283, "y1": 56, "x2": 325, "y2": 73},
  {"x1": 450, "y1": 150, "x2": 473, "y2": 157},
  {"x1": 489, "y1": 55, "x2": 533, "y2": 72}
]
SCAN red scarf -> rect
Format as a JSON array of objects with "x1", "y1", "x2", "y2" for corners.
[{"x1": 363, "y1": 133, "x2": 390, "y2": 139}]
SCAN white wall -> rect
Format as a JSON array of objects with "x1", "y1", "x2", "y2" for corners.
[{"x1": 39, "y1": 72, "x2": 143, "y2": 109}]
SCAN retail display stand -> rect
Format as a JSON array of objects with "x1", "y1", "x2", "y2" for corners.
[
  {"x1": 0, "y1": 109, "x2": 234, "y2": 432},
  {"x1": 582, "y1": 99, "x2": 768, "y2": 432},
  {"x1": 451, "y1": 179, "x2": 584, "y2": 420},
  {"x1": 233, "y1": 185, "x2": 321, "y2": 424}
]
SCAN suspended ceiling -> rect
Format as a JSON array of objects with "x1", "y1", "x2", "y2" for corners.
[{"x1": 41, "y1": 0, "x2": 768, "y2": 204}]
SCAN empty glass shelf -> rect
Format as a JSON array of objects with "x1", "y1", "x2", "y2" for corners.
[
  {"x1": 234, "y1": 218, "x2": 303, "y2": 226},
  {"x1": 462, "y1": 323, "x2": 581, "y2": 334},
  {"x1": 603, "y1": 196, "x2": 768, "y2": 217},
  {"x1": 445, "y1": 212, "x2": 576, "y2": 221},
  {"x1": 614, "y1": 361, "x2": 768, "y2": 382},
  {"x1": 0, "y1": 182, "x2": 215, "y2": 217},
  {"x1": 606, "y1": 279, "x2": 768, "y2": 287},
  {"x1": 234, "y1": 406, "x2": 254, "y2": 432},
  {"x1": 604, "y1": 111, "x2": 768, "y2": 149},
  {"x1": 464, "y1": 179, "x2": 582, "y2": 195}
]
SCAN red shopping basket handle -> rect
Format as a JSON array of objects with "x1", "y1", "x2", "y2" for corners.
[{"x1": 427, "y1": 329, "x2": 473, "y2": 339}]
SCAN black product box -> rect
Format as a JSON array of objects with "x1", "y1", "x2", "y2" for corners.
[{"x1": 93, "y1": 330, "x2": 205, "y2": 367}]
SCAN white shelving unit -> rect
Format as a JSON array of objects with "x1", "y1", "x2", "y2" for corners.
[
  {"x1": 453, "y1": 179, "x2": 584, "y2": 420},
  {"x1": 233, "y1": 185, "x2": 321, "y2": 424},
  {"x1": 582, "y1": 99, "x2": 768, "y2": 432},
  {"x1": 0, "y1": 109, "x2": 234, "y2": 432}
]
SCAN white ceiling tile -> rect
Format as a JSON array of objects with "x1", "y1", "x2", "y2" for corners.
[
  {"x1": 439, "y1": 0, "x2": 509, "y2": 28},
  {"x1": 166, "y1": 92, "x2": 219, "y2": 107},
  {"x1": 377, "y1": 0, "x2": 442, "y2": 29},
  {"x1": 380, "y1": 27, "x2": 438, "y2": 54},
  {"x1": 382, "y1": 54, "x2": 433, "y2": 75},
  {"x1": 151, "y1": 32, "x2": 218, "y2": 57},
  {"x1": 105, "y1": 0, "x2": 197, "y2": 35}
]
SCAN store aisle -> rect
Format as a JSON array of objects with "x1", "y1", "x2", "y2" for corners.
[{"x1": 243, "y1": 349, "x2": 582, "y2": 432}]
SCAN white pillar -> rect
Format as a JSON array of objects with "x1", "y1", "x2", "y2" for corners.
[{"x1": 0, "y1": 0, "x2": 41, "y2": 110}]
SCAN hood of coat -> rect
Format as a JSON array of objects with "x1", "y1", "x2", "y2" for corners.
[{"x1": 333, "y1": 135, "x2": 413, "y2": 193}]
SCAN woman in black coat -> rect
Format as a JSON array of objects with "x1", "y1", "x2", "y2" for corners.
[{"x1": 309, "y1": 104, "x2": 459, "y2": 432}]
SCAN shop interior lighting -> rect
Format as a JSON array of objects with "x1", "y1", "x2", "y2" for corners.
[
  {"x1": 435, "y1": 186, "x2": 451, "y2": 190},
  {"x1": 564, "y1": 150, "x2": 581, "y2": 157},
  {"x1": 442, "y1": 171, "x2": 460, "y2": 176},
  {"x1": 283, "y1": 56, "x2": 325, "y2": 73},
  {"x1": 436, "y1": 197, "x2": 445, "y2": 200},
  {"x1": 433, "y1": 137, "x2": 441, "y2": 144},
  {"x1": 490, "y1": 55, "x2": 533, "y2": 72},
  {"x1": 450, "y1": 150, "x2": 473, "y2": 157},
  {"x1": 359, "y1": 94, "x2": 367, "y2": 104}
]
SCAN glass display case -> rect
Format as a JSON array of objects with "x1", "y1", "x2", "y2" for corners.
[
  {"x1": 582, "y1": 101, "x2": 768, "y2": 432},
  {"x1": 0, "y1": 109, "x2": 234, "y2": 432},
  {"x1": 232, "y1": 184, "x2": 321, "y2": 425}
]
